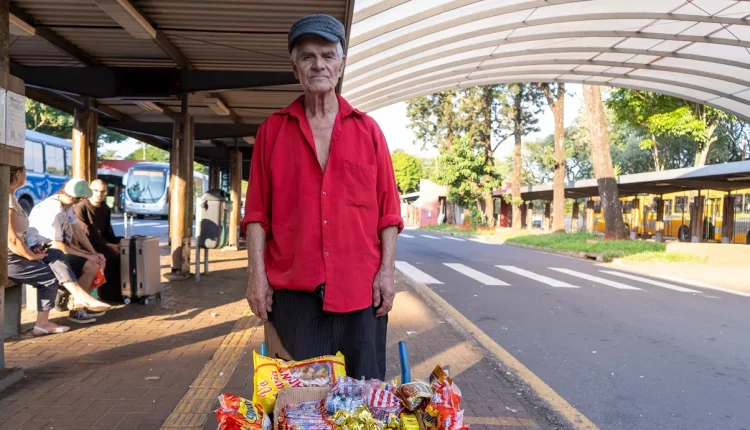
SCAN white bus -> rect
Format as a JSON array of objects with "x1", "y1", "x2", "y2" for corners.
[{"x1": 123, "y1": 162, "x2": 208, "y2": 219}]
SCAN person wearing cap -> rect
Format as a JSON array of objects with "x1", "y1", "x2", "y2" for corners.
[
  {"x1": 243, "y1": 14, "x2": 403, "y2": 380},
  {"x1": 29, "y1": 179, "x2": 108, "y2": 324},
  {"x1": 8, "y1": 168, "x2": 111, "y2": 331}
]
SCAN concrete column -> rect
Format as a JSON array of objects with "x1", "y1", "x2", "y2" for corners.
[
  {"x1": 630, "y1": 198, "x2": 640, "y2": 240},
  {"x1": 691, "y1": 194, "x2": 705, "y2": 243},
  {"x1": 526, "y1": 204, "x2": 534, "y2": 231},
  {"x1": 72, "y1": 108, "x2": 98, "y2": 182},
  {"x1": 722, "y1": 194, "x2": 735, "y2": 244},
  {"x1": 519, "y1": 202, "x2": 527, "y2": 229},
  {"x1": 654, "y1": 197, "x2": 665, "y2": 242},
  {"x1": 585, "y1": 200, "x2": 595, "y2": 233},
  {"x1": 571, "y1": 201, "x2": 580, "y2": 232},
  {"x1": 228, "y1": 141, "x2": 243, "y2": 248},
  {"x1": 167, "y1": 96, "x2": 195, "y2": 278},
  {"x1": 543, "y1": 202, "x2": 551, "y2": 231}
]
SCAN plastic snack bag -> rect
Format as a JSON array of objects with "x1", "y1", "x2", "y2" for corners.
[
  {"x1": 252, "y1": 351, "x2": 347, "y2": 414},
  {"x1": 92, "y1": 268, "x2": 106, "y2": 289},
  {"x1": 398, "y1": 381, "x2": 432, "y2": 411},
  {"x1": 216, "y1": 394, "x2": 271, "y2": 430}
]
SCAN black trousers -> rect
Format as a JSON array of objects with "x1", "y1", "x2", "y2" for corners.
[{"x1": 270, "y1": 288, "x2": 388, "y2": 380}]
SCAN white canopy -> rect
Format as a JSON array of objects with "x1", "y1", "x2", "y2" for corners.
[{"x1": 343, "y1": 0, "x2": 750, "y2": 120}]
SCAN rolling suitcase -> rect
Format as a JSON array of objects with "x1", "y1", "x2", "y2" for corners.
[{"x1": 120, "y1": 236, "x2": 162, "y2": 304}]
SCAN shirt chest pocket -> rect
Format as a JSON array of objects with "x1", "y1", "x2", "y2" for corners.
[{"x1": 342, "y1": 160, "x2": 376, "y2": 207}]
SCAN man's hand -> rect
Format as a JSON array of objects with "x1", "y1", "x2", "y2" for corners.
[
  {"x1": 29, "y1": 250, "x2": 47, "y2": 261},
  {"x1": 247, "y1": 272, "x2": 274, "y2": 321},
  {"x1": 372, "y1": 265, "x2": 395, "y2": 317},
  {"x1": 108, "y1": 243, "x2": 120, "y2": 254},
  {"x1": 95, "y1": 253, "x2": 106, "y2": 267}
]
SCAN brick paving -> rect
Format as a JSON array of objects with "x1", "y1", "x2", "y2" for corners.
[{"x1": 1, "y1": 248, "x2": 552, "y2": 430}]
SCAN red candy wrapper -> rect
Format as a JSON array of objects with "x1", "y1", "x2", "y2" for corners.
[
  {"x1": 92, "y1": 268, "x2": 106, "y2": 289},
  {"x1": 216, "y1": 394, "x2": 270, "y2": 430},
  {"x1": 429, "y1": 367, "x2": 468, "y2": 430}
]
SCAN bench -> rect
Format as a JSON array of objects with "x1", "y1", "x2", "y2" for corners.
[{"x1": 2, "y1": 281, "x2": 22, "y2": 338}]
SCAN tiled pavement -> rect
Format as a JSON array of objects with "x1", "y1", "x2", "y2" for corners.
[{"x1": 1, "y1": 248, "x2": 552, "y2": 430}]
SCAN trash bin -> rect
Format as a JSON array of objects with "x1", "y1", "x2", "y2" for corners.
[{"x1": 198, "y1": 189, "x2": 233, "y2": 249}]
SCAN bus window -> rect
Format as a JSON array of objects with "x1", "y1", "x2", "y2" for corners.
[
  {"x1": 622, "y1": 201, "x2": 632, "y2": 214},
  {"x1": 46, "y1": 145, "x2": 65, "y2": 176},
  {"x1": 24, "y1": 141, "x2": 45, "y2": 173},
  {"x1": 675, "y1": 196, "x2": 688, "y2": 214},
  {"x1": 594, "y1": 201, "x2": 602, "y2": 214},
  {"x1": 745, "y1": 194, "x2": 750, "y2": 214},
  {"x1": 65, "y1": 149, "x2": 72, "y2": 176},
  {"x1": 665, "y1": 199, "x2": 672, "y2": 216},
  {"x1": 733, "y1": 195, "x2": 743, "y2": 214}
]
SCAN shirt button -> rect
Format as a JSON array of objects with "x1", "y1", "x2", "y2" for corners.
[
  {"x1": 323, "y1": 220, "x2": 328, "y2": 225},
  {"x1": 322, "y1": 191, "x2": 327, "y2": 196},
  {"x1": 325, "y1": 252, "x2": 329, "y2": 256}
]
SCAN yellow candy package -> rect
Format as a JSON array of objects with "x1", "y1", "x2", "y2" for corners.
[{"x1": 252, "y1": 351, "x2": 347, "y2": 414}]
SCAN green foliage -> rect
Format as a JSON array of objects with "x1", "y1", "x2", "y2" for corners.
[
  {"x1": 98, "y1": 148, "x2": 120, "y2": 160},
  {"x1": 25, "y1": 99, "x2": 128, "y2": 145},
  {"x1": 124, "y1": 144, "x2": 207, "y2": 175},
  {"x1": 391, "y1": 150, "x2": 424, "y2": 194},
  {"x1": 406, "y1": 91, "x2": 458, "y2": 151},
  {"x1": 432, "y1": 135, "x2": 502, "y2": 209}
]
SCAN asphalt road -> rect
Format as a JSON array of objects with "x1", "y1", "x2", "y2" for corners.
[
  {"x1": 395, "y1": 230, "x2": 750, "y2": 430},
  {"x1": 111, "y1": 216, "x2": 182, "y2": 240}
]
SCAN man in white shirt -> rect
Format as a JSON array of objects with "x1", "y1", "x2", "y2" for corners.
[{"x1": 29, "y1": 179, "x2": 106, "y2": 297}]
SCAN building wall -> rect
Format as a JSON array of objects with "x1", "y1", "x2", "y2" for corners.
[{"x1": 419, "y1": 179, "x2": 447, "y2": 227}]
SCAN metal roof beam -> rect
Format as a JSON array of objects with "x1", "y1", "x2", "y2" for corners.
[
  {"x1": 103, "y1": 122, "x2": 259, "y2": 141},
  {"x1": 13, "y1": 65, "x2": 298, "y2": 98},
  {"x1": 10, "y1": 5, "x2": 100, "y2": 67}
]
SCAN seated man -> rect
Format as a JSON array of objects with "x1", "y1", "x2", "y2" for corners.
[
  {"x1": 28, "y1": 179, "x2": 107, "y2": 323},
  {"x1": 74, "y1": 179, "x2": 123, "y2": 301}
]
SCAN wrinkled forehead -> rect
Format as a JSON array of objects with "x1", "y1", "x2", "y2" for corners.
[{"x1": 293, "y1": 35, "x2": 339, "y2": 54}]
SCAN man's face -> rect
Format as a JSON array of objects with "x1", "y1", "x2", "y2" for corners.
[
  {"x1": 291, "y1": 37, "x2": 345, "y2": 95},
  {"x1": 90, "y1": 182, "x2": 108, "y2": 206},
  {"x1": 58, "y1": 193, "x2": 82, "y2": 207}
]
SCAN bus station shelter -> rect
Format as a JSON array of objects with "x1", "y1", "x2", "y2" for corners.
[{"x1": 3, "y1": 0, "x2": 750, "y2": 373}]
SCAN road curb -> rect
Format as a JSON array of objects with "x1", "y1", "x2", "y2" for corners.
[
  {"x1": 398, "y1": 270, "x2": 598, "y2": 430},
  {"x1": 504, "y1": 242, "x2": 604, "y2": 262}
]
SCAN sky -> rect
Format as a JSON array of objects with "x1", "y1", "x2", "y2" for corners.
[{"x1": 101, "y1": 84, "x2": 585, "y2": 160}]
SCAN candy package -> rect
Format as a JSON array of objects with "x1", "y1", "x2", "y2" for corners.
[
  {"x1": 252, "y1": 351, "x2": 347, "y2": 414},
  {"x1": 277, "y1": 400, "x2": 334, "y2": 430},
  {"x1": 216, "y1": 394, "x2": 271, "y2": 430},
  {"x1": 324, "y1": 377, "x2": 402, "y2": 421},
  {"x1": 428, "y1": 367, "x2": 468, "y2": 430},
  {"x1": 399, "y1": 412, "x2": 420, "y2": 430},
  {"x1": 398, "y1": 381, "x2": 432, "y2": 411},
  {"x1": 333, "y1": 405, "x2": 400, "y2": 430}
]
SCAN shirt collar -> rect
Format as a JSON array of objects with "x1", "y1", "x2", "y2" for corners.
[{"x1": 280, "y1": 94, "x2": 364, "y2": 119}]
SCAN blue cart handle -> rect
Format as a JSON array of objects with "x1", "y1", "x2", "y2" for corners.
[{"x1": 399, "y1": 341, "x2": 411, "y2": 384}]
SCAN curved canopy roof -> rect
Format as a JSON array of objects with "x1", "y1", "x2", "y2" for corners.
[{"x1": 342, "y1": 0, "x2": 750, "y2": 120}]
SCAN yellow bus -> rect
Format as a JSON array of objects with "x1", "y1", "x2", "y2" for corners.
[{"x1": 593, "y1": 188, "x2": 750, "y2": 244}]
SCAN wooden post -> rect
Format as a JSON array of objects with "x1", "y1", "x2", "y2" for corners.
[
  {"x1": 167, "y1": 95, "x2": 194, "y2": 278},
  {"x1": 691, "y1": 194, "x2": 705, "y2": 243},
  {"x1": 543, "y1": 202, "x2": 551, "y2": 231},
  {"x1": 571, "y1": 201, "x2": 580, "y2": 232},
  {"x1": 722, "y1": 194, "x2": 735, "y2": 244},
  {"x1": 655, "y1": 197, "x2": 665, "y2": 242},
  {"x1": 585, "y1": 200, "x2": 595, "y2": 233},
  {"x1": 630, "y1": 198, "x2": 640, "y2": 240},
  {"x1": 228, "y1": 139, "x2": 242, "y2": 248},
  {"x1": 72, "y1": 107, "x2": 98, "y2": 182},
  {"x1": 209, "y1": 163, "x2": 221, "y2": 190}
]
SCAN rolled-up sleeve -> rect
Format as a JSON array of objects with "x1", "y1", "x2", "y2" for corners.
[
  {"x1": 372, "y1": 122, "x2": 404, "y2": 233},
  {"x1": 241, "y1": 122, "x2": 272, "y2": 236}
]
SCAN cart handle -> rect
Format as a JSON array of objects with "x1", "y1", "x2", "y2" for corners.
[{"x1": 399, "y1": 341, "x2": 411, "y2": 384}]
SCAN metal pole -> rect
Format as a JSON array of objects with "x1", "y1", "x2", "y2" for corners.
[
  {"x1": 130, "y1": 214, "x2": 134, "y2": 236},
  {"x1": 123, "y1": 213, "x2": 129, "y2": 238},
  {"x1": 195, "y1": 244, "x2": 200, "y2": 281},
  {"x1": 204, "y1": 248, "x2": 209, "y2": 274}
]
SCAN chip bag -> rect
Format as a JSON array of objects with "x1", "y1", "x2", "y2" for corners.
[
  {"x1": 216, "y1": 394, "x2": 270, "y2": 430},
  {"x1": 92, "y1": 268, "x2": 106, "y2": 289},
  {"x1": 252, "y1": 351, "x2": 346, "y2": 415}
]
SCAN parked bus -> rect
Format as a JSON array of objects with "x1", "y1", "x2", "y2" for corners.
[
  {"x1": 123, "y1": 162, "x2": 208, "y2": 218},
  {"x1": 593, "y1": 189, "x2": 750, "y2": 244}
]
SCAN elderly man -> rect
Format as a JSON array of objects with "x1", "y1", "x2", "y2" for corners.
[
  {"x1": 242, "y1": 14, "x2": 403, "y2": 379},
  {"x1": 74, "y1": 179, "x2": 123, "y2": 301}
]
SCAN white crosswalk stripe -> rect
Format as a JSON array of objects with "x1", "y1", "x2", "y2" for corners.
[
  {"x1": 497, "y1": 265, "x2": 579, "y2": 288},
  {"x1": 443, "y1": 263, "x2": 509, "y2": 286},
  {"x1": 135, "y1": 222, "x2": 161, "y2": 227},
  {"x1": 600, "y1": 271, "x2": 702, "y2": 293},
  {"x1": 651, "y1": 275, "x2": 750, "y2": 297},
  {"x1": 395, "y1": 261, "x2": 443, "y2": 284},
  {"x1": 421, "y1": 235, "x2": 441, "y2": 240},
  {"x1": 444, "y1": 236, "x2": 465, "y2": 241},
  {"x1": 152, "y1": 224, "x2": 169, "y2": 229},
  {"x1": 400, "y1": 234, "x2": 415, "y2": 238},
  {"x1": 549, "y1": 268, "x2": 642, "y2": 290}
]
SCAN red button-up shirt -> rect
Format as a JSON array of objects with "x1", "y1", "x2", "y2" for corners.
[{"x1": 241, "y1": 95, "x2": 404, "y2": 313}]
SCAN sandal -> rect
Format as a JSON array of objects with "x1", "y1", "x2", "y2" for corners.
[{"x1": 33, "y1": 325, "x2": 70, "y2": 336}]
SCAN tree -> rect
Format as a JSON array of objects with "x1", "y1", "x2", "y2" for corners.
[
  {"x1": 498, "y1": 83, "x2": 543, "y2": 230},
  {"x1": 407, "y1": 91, "x2": 458, "y2": 151},
  {"x1": 432, "y1": 135, "x2": 501, "y2": 222},
  {"x1": 98, "y1": 148, "x2": 120, "y2": 160},
  {"x1": 583, "y1": 85, "x2": 625, "y2": 240},
  {"x1": 518, "y1": 117, "x2": 593, "y2": 184},
  {"x1": 391, "y1": 150, "x2": 424, "y2": 194},
  {"x1": 25, "y1": 99, "x2": 128, "y2": 145},
  {"x1": 538, "y1": 83, "x2": 566, "y2": 232}
]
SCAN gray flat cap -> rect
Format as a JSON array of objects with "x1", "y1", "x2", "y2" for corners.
[{"x1": 288, "y1": 14, "x2": 346, "y2": 53}]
